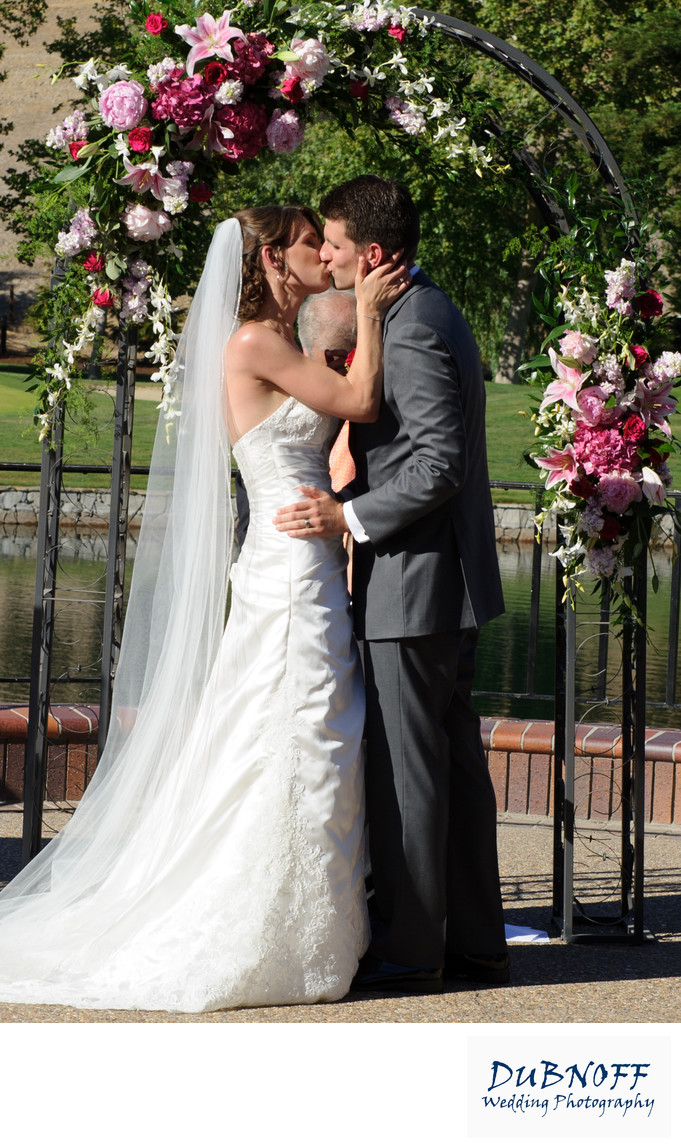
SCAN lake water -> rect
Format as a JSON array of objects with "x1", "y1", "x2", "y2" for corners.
[{"x1": 1, "y1": 525, "x2": 679, "y2": 728}]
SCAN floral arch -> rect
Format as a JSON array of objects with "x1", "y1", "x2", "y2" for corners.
[{"x1": 21, "y1": 2, "x2": 678, "y2": 907}]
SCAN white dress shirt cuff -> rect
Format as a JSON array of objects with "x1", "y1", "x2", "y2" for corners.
[{"x1": 343, "y1": 500, "x2": 370, "y2": 543}]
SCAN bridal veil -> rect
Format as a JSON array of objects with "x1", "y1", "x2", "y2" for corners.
[{"x1": 0, "y1": 220, "x2": 241, "y2": 939}]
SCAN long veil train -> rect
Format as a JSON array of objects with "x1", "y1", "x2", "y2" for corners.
[{"x1": 0, "y1": 221, "x2": 241, "y2": 988}]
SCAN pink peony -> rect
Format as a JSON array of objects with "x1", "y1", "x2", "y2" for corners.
[
  {"x1": 99, "y1": 80, "x2": 148, "y2": 131},
  {"x1": 576, "y1": 385, "x2": 620, "y2": 426},
  {"x1": 266, "y1": 108, "x2": 305, "y2": 154},
  {"x1": 598, "y1": 471, "x2": 642, "y2": 514},
  {"x1": 288, "y1": 38, "x2": 331, "y2": 87},
  {"x1": 92, "y1": 287, "x2": 115, "y2": 308},
  {"x1": 558, "y1": 329, "x2": 597, "y2": 364},
  {"x1": 573, "y1": 423, "x2": 639, "y2": 476},
  {"x1": 122, "y1": 202, "x2": 172, "y2": 241},
  {"x1": 152, "y1": 74, "x2": 212, "y2": 130}
]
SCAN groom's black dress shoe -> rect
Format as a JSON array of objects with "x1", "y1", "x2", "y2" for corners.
[
  {"x1": 444, "y1": 952, "x2": 510, "y2": 986},
  {"x1": 351, "y1": 955, "x2": 443, "y2": 994}
]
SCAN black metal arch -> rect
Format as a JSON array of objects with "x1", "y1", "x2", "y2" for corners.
[
  {"x1": 416, "y1": 11, "x2": 634, "y2": 219},
  {"x1": 23, "y1": 9, "x2": 643, "y2": 946}
]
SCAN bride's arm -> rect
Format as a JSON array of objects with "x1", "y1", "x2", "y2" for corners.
[{"x1": 226, "y1": 257, "x2": 406, "y2": 422}]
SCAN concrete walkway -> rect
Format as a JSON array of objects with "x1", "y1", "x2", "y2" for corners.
[{"x1": 0, "y1": 810, "x2": 678, "y2": 1024}]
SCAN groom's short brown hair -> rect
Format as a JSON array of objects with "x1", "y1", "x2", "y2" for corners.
[{"x1": 320, "y1": 176, "x2": 420, "y2": 262}]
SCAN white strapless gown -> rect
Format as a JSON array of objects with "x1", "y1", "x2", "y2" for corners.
[{"x1": 0, "y1": 397, "x2": 369, "y2": 1011}]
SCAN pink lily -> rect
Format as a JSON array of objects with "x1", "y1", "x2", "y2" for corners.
[
  {"x1": 636, "y1": 378, "x2": 677, "y2": 438},
  {"x1": 185, "y1": 107, "x2": 234, "y2": 155},
  {"x1": 115, "y1": 155, "x2": 170, "y2": 199},
  {"x1": 175, "y1": 11, "x2": 247, "y2": 76},
  {"x1": 539, "y1": 347, "x2": 587, "y2": 412},
  {"x1": 535, "y1": 443, "x2": 579, "y2": 489}
]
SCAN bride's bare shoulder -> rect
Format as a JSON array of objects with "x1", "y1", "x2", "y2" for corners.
[{"x1": 225, "y1": 321, "x2": 282, "y2": 364}]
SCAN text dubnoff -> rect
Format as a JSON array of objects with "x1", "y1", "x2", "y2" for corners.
[{"x1": 481, "y1": 1058, "x2": 655, "y2": 1120}]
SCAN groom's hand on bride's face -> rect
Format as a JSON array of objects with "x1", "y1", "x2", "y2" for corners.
[{"x1": 273, "y1": 486, "x2": 347, "y2": 538}]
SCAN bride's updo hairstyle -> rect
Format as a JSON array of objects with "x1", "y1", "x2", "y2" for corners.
[{"x1": 235, "y1": 205, "x2": 323, "y2": 321}]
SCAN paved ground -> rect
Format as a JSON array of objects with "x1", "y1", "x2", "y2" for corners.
[{"x1": 0, "y1": 810, "x2": 678, "y2": 1024}]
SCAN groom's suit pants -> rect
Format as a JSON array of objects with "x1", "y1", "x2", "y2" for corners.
[{"x1": 361, "y1": 628, "x2": 506, "y2": 968}]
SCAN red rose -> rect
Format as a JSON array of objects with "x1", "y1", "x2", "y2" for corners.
[
  {"x1": 92, "y1": 288, "x2": 115, "y2": 308},
  {"x1": 145, "y1": 13, "x2": 168, "y2": 35},
  {"x1": 600, "y1": 517, "x2": 621, "y2": 541},
  {"x1": 83, "y1": 253, "x2": 104, "y2": 272},
  {"x1": 69, "y1": 139, "x2": 88, "y2": 161},
  {"x1": 629, "y1": 344, "x2": 648, "y2": 368},
  {"x1": 188, "y1": 182, "x2": 213, "y2": 203},
  {"x1": 281, "y1": 76, "x2": 304, "y2": 104},
  {"x1": 203, "y1": 61, "x2": 229, "y2": 86},
  {"x1": 623, "y1": 414, "x2": 646, "y2": 442},
  {"x1": 344, "y1": 348, "x2": 356, "y2": 370},
  {"x1": 128, "y1": 126, "x2": 153, "y2": 153},
  {"x1": 634, "y1": 289, "x2": 663, "y2": 319},
  {"x1": 388, "y1": 25, "x2": 407, "y2": 42},
  {"x1": 349, "y1": 80, "x2": 369, "y2": 100},
  {"x1": 569, "y1": 474, "x2": 597, "y2": 499}
]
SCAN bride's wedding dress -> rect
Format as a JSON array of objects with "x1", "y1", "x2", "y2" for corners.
[{"x1": 0, "y1": 396, "x2": 368, "y2": 1012}]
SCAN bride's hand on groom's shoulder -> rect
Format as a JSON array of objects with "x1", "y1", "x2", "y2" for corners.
[{"x1": 273, "y1": 486, "x2": 347, "y2": 538}]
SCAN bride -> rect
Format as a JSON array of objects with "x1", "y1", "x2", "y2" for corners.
[{"x1": 0, "y1": 206, "x2": 406, "y2": 1012}]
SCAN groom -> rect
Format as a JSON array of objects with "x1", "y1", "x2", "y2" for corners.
[{"x1": 275, "y1": 176, "x2": 508, "y2": 990}]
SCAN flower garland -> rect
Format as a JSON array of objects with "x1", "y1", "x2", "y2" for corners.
[
  {"x1": 35, "y1": 0, "x2": 499, "y2": 441},
  {"x1": 528, "y1": 255, "x2": 680, "y2": 601}
]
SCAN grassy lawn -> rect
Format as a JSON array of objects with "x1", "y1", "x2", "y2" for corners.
[
  {"x1": 1, "y1": 365, "x2": 678, "y2": 501},
  {"x1": 0, "y1": 366, "x2": 162, "y2": 490}
]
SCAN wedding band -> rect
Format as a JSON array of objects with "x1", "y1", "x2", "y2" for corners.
[{"x1": 304, "y1": 519, "x2": 311, "y2": 529}]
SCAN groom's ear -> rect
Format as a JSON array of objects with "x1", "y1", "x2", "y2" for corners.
[{"x1": 364, "y1": 242, "x2": 386, "y2": 269}]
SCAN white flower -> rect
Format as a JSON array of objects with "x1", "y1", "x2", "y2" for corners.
[
  {"x1": 641, "y1": 466, "x2": 666, "y2": 506},
  {"x1": 113, "y1": 136, "x2": 131, "y2": 159},
  {"x1": 382, "y1": 50, "x2": 409, "y2": 75},
  {"x1": 147, "y1": 57, "x2": 182, "y2": 89},
  {"x1": 72, "y1": 58, "x2": 101, "y2": 91},
  {"x1": 397, "y1": 75, "x2": 434, "y2": 97},
  {"x1": 163, "y1": 192, "x2": 189, "y2": 215},
  {"x1": 214, "y1": 79, "x2": 244, "y2": 106}
]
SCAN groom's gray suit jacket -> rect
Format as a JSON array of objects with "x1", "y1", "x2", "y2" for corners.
[{"x1": 348, "y1": 269, "x2": 504, "y2": 640}]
